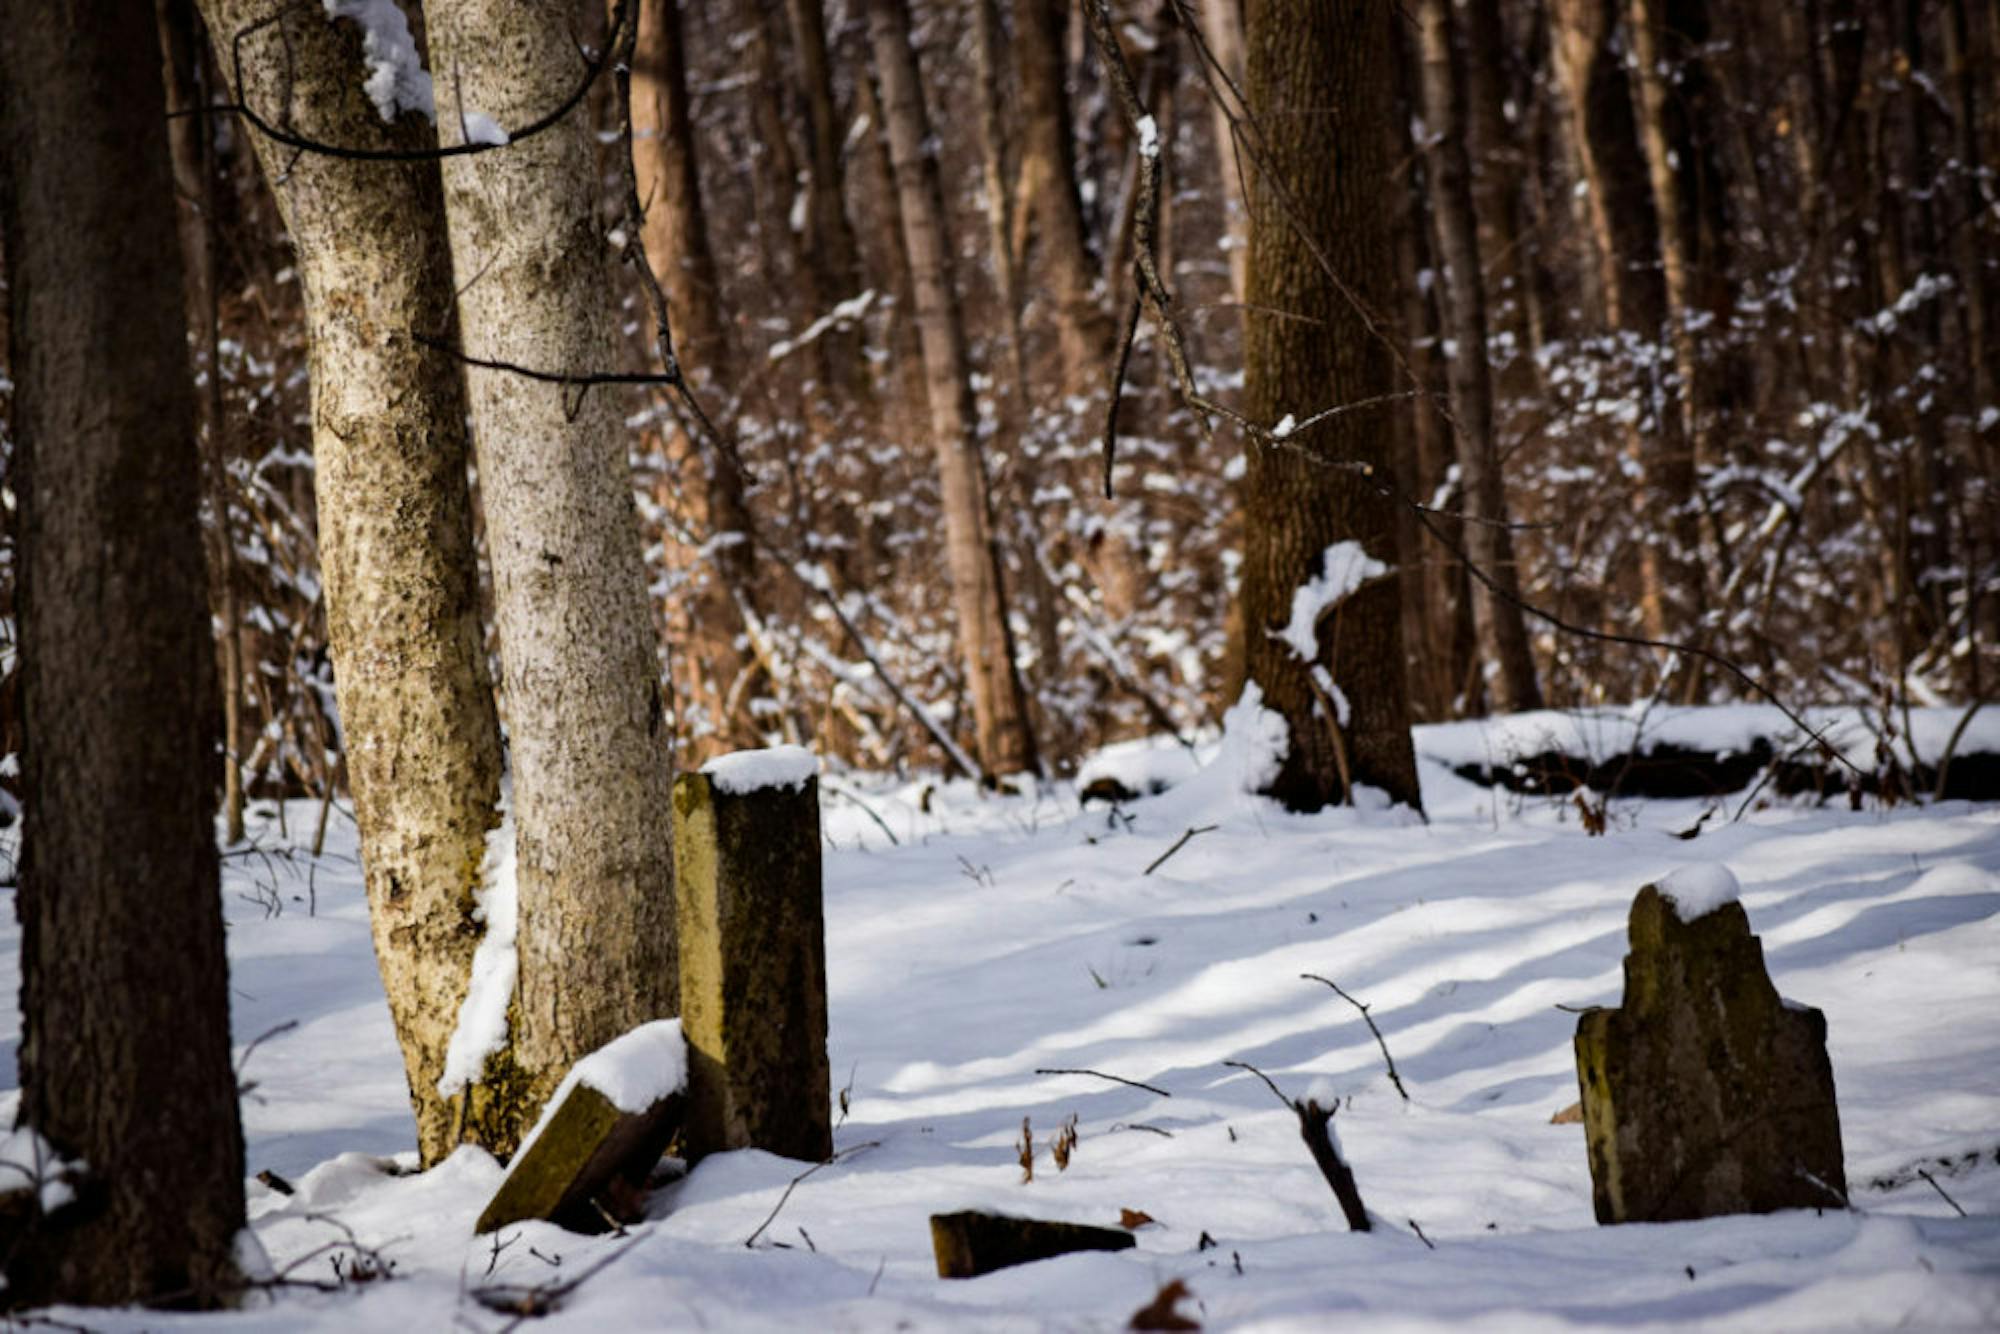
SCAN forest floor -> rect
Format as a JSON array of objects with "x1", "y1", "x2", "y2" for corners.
[{"x1": 3, "y1": 704, "x2": 1998, "y2": 1330}]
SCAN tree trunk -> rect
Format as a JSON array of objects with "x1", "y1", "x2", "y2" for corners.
[
  {"x1": 1012, "y1": 0, "x2": 1114, "y2": 391},
  {"x1": 784, "y1": 0, "x2": 869, "y2": 397},
  {"x1": 1415, "y1": 0, "x2": 1543, "y2": 713},
  {"x1": 1461, "y1": 0, "x2": 1550, "y2": 389},
  {"x1": 1391, "y1": 96, "x2": 1467, "y2": 721},
  {"x1": 429, "y1": 0, "x2": 680, "y2": 1132},
  {"x1": 1195, "y1": 0, "x2": 1250, "y2": 304},
  {"x1": 973, "y1": 0, "x2": 1032, "y2": 404},
  {"x1": 158, "y1": 0, "x2": 249, "y2": 848},
  {"x1": 1627, "y1": 0, "x2": 1737, "y2": 469},
  {"x1": 1236, "y1": 0, "x2": 1421, "y2": 811},
  {"x1": 865, "y1": 0, "x2": 1040, "y2": 777},
  {"x1": 0, "y1": 0, "x2": 245, "y2": 1304},
  {"x1": 195, "y1": 0, "x2": 511, "y2": 1163},
  {"x1": 633, "y1": 0, "x2": 762, "y2": 758},
  {"x1": 1548, "y1": 0, "x2": 1705, "y2": 647}
]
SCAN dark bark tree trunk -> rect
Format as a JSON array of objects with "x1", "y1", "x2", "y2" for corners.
[
  {"x1": 1415, "y1": 0, "x2": 1544, "y2": 713},
  {"x1": 1462, "y1": 0, "x2": 1550, "y2": 389},
  {"x1": 157, "y1": 0, "x2": 248, "y2": 847},
  {"x1": 784, "y1": 0, "x2": 869, "y2": 397},
  {"x1": 1236, "y1": 0, "x2": 1421, "y2": 811},
  {"x1": 0, "y1": 0, "x2": 245, "y2": 1305},
  {"x1": 1627, "y1": 0, "x2": 1738, "y2": 469},
  {"x1": 865, "y1": 0, "x2": 1040, "y2": 777},
  {"x1": 1549, "y1": 0, "x2": 1706, "y2": 648}
]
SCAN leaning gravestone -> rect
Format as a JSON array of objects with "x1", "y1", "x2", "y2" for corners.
[
  {"x1": 1574, "y1": 864, "x2": 1846, "y2": 1223},
  {"x1": 673, "y1": 745, "x2": 833, "y2": 1163},
  {"x1": 477, "y1": 1020, "x2": 687, "y2": 1234}
]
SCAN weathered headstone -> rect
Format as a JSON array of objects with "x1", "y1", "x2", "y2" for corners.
[
  {"x1": 673, "y1": 746, "x2": 833, "y2": 1163},
  {"x1": 477, "y1": 1020, "x2": 687, "y2": 1234},
  {"x1": 929, "y1": 1210, "x2": 1136, "y2": 1278},
  {"x1": 1574, "y1": 866, "x2": 1846, "y2": 1223}
]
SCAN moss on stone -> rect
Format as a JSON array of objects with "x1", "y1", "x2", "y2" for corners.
[{"x1": 1572, "y1": 884, "x2": 1845, "y2": 1224}]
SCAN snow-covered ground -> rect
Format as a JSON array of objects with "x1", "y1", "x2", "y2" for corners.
[{"x1": 3, "y1": 709, "x2": 1998, "y2": 1330}]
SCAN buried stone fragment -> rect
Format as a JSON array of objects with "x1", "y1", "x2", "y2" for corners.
[
  {"x1": 476, "y1": 1020, "x2": 687, "y2": 1235},
  {"x1": 1573, "y1": 868, "x2": 1846, "y2": 1223},
  {"x1": 930, "y1": 1209, "x2": 1137, "y2": 1278}
]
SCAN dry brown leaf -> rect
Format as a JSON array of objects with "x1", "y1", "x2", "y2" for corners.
[
  {"x1": 1119, "y1": 1208, "x2": 1157, "y2": 1230},
  {"x1": 1128, "y1": 1279, "x2": 1199, "y2": 1330},
  {"x1": 1052, "y1": 1113, "x2": 1079, "y2": 1171}
]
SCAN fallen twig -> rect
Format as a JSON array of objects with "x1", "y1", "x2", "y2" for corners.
[
  {"x1": 473, "y1": 1231, "x2": 648, "y2": 1329},
  {"x1": 743, "y1": 1140, "x2": 882, "y2": 1248},
  {"x1": 1110, "y1": 1122, "x2": 1176, "y2": 1138},
  {"x1": 1035, "y1": 1067, "x2": 1173, "y2": 1098},
  {"x1": 1144, "y1": 825, "x2": 1218, "y2": 876},
  {"x1": 1916, "y1": 1168, "x2": 1968, "y2": 1218},
  {"x1": 1301, "y1": 974, "x2": 1409, "y2": 1101}
]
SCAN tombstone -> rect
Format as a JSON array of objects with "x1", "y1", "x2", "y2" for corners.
[
  {"x1": 929, "y1": 1210, "x2": 1136, "y2": 1278},
  {"x1": 1573, "y1": 868, "x2": 1846, "y2": 1223},
  {"x1": 673, "y1": 746, "x2": 833, "y2": 1163},
  {"x1": 477, "y1": 1020, "x2": 687, "y2": 1234}
]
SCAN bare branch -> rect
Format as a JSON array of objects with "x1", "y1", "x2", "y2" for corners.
[{"x1": 1300, "y1": 974, "x2": 1409, "y2": 1101}]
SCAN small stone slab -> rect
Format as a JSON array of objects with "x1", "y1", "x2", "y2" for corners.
[
  {"x1": 674, "y1": 755, "x2": 832, "y2": 1163},
  {"x1": 1574, "y1": 882, "x2": 1846, "y2": 1223},
  {"x1": 476, "y1": 1083, "x2": 684, "y2": 1235},
  {"x1": 929, "y1": 1209, "x2": 1136, "y2": 1278}
]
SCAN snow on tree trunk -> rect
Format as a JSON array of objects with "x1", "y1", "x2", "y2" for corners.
[
  {"x1": 0, "y1": 0, "x2": 245, "y2": 1301},
  {"x1": 426, "y1": 0, "x2": 680, "y2": 1137},
  {"x1": 194, "y1": 0, "x2": 509, "y2": 1164}
]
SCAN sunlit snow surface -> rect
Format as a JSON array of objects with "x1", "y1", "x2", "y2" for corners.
[{"x1": 2, "y1": 709, "x2": 1997, "y2": 1330}]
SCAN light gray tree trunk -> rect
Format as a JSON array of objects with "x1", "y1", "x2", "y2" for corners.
[
  {"x1": 427, "y1": 0, "x2": 680, "y2": 1129},
  {"x1": 865, "y1": 0, "x2": 1040, "y2": 777},
  {"x1": 194, "y1": 0, "x2": 510, "y2": 1162}
]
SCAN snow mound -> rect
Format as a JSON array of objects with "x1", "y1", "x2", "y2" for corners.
[
  {"x1": 1659, "y1": 862, "x2": 1742, "y2": 922},
  {"x1": 703, "y1": 744, "x2": 818, "y2": 795},
  {"x1": 1138, "y1": 683, "x2": 1289, "y2": 828},
  {"x1": 513, "y1": 1020, "x2": 687, "y2": 1165}
]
